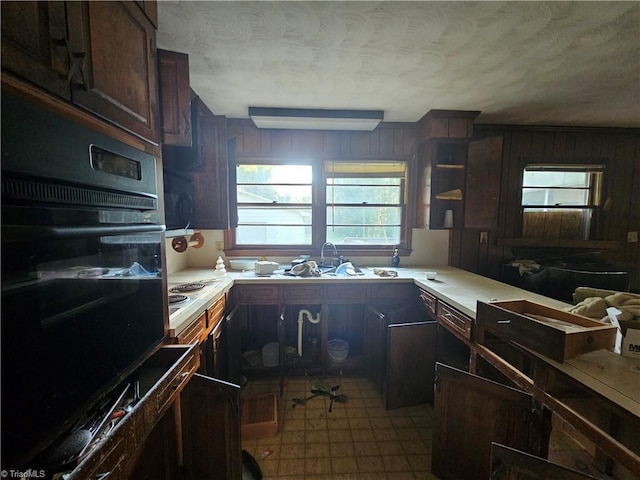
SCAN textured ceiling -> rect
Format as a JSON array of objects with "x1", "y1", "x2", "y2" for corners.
[{"x1": 157, "y1": 1, "x2": 640, "y2": 128}]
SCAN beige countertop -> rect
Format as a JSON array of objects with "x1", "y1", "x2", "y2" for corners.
[
  {"x1": 167, "y1": 265, "x2": 570, "y2": 334},
  {"x1": 167, "y1": 265, "x2": 639, "y2": 417}
]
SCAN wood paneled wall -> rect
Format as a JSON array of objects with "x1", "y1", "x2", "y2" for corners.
[
  {"x1": 226, "y1": 119, "x2": 417, "y2": 159},
  {"x1": 450, "y1": 126, "x2": 640, "y2": 292}
]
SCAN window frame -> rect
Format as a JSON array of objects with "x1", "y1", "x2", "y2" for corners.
[
  {"x1": 224, "y1": 156, "x2": 414, "y2": 257},
  {"x1": 519, "y1": 162, "x2": 607, "y2": 240}
]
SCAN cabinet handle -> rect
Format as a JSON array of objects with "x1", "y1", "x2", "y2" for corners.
[
  {"x1": 67, "y1": 49, "x2": 89, "y2": 90},
  {"x1": 497, "y1": 320, "x2": 511, "y2": 325},
  {"x1": 171, "y1": 371, "x2": 190, "y2": 390}
]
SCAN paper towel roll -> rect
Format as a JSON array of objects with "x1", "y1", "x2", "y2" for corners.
[{"x1": 444, "y1": 210, "x2": 454, "y2": 228}]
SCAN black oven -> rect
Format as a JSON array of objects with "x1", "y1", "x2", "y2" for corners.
[{"x1": 1, "y1": 91, "x2": 166, "y2": 470}]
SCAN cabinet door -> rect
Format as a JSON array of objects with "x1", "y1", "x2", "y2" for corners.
[
  {"x1": 464, "y1": 136, "x2": 503, "y2": 229},
  {"x1": 365, "y1": 304, "x2": 438, "y2": 409},
  {"x1": 227, "y1": 138, "x2": 239, "y2": 228},
  {"x1": 191, "y1": 114, "x2": 229, "y2": 229},
  {"x1": 432, "y1": 363, "x2": 536, "y2": 480},
  {"x1": 68, "y1": 1, "x2": 159, "y2": 144},
  {"x1": 386, "y1": 320, "x2": 437, "y2": 409},
  {"x1": 225, "y1": 305, "x2": 242, "y2": 385},
  {"x1": 128, "y1": 404, "x2": 181, "y2": 480},
  {"x1": 158, "y1": 49, "x2": 191, "y2": 146},
  {"x1": 181, "y1": 374, "x2": 242, "y2": 480},
  {"x1": 490, "y1": 443, "x2": 601, "y2": 480},
  {"x1": 1, "y1": 1, "x2": 70, "y2": 99},
  {"x1": 364, "y1": 305, "x2": 386, "y2": 393}
]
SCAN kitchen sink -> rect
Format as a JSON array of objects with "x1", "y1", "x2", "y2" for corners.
[{"x1": 319, "y1": 263, "x2": 366, "y2": 276}]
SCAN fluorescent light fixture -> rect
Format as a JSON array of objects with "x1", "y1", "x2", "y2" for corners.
[{"x1": 249, "y1": 107, "x2": 384, "y2": 131}]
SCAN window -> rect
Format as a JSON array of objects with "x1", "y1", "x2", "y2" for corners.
[
  {"x1": 325, "y1": 161, "x2": 405, "y2": 246},
  {"x1": 521, "y1": 164, "x2": 604, "y2": 240},
  {"x1": 228, "y1": 159, "x2": 410, "y2": 255},
  {"x1": 235, "y1": 164, "x2": 313, "y2": 246}
]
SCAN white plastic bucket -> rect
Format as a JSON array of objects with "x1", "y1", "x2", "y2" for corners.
[
  {"x1": 327, "y1": 338, "x2": 349, "y2": 363},
  {"x1": 262, "y1": 342, "x2": 279, "y2": 367}
]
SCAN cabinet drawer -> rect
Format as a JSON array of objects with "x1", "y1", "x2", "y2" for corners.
[
  {"x1": 437, "y1": 302, "x2": 472, "y2": 340},
  {"x1": 206, "y1": 296, "x2": 226, "y2": 330},
  {"x1": 282, "y1": 284, "x2": 323, "y2": 302},
  {"x1": 83, "y1": 432, "x2": 128, "y2": 480},
  {"x1": 326, "y1": 284, "x2": 367, "y2": 301},
  {"x1": 139, "y1": 345, "x2": 197, "y2": 431},
  {"x1": 370, "y1": 283, "x2": 413, "y2": 300},
  {"x1": 67, "y1": 422, "x2": 129, "y2": 480},
  {"x1": 234, "y1": 285, "x2": 280, "y2": 303},
  {"x1": 476, "y1": 300, "x2": 616, "y2": 362},
  {"x1": 176, "y1": 313, "x2": 206, "y2": 344},
  {"x1": 155, "y1": 351, "x2": 197, "y2": 415},
  {"x1": 417, "y1": 288, "x2": 437, "y2": 316}
]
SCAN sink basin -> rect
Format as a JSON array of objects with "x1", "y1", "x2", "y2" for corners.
[{"x1": 320, "y1": 263, "x2": 365, "y2": 276}]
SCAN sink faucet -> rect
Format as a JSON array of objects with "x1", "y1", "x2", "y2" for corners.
[{"x1": 320, "y1": 242, "x2": 339, "y2": 266}]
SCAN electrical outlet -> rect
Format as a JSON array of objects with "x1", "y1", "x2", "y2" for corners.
[
  {"x1": 628, "y1": 231, "x2": 638, "y2": 243},
  {"x1": 480, "y1": 232, "x2": 488, "y2": 244},
  {"x1": 215, "y1": 241, "x2": 224, "y2": 251}
]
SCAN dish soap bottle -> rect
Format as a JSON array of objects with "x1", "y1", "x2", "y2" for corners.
[{"x1": 391, "y1": 248, "x2": 400, "y2": 268}]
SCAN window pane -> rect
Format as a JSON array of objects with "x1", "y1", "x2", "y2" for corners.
[
  {"x1": 235, "y1": 164, "x2": 312, "y2": 245},
  {"x1": 523, "y1": 208, "x2": 592, "y2": 240},
  {"x1": 522, "y1": 187, "x2": 590, "y2": 206},
  {"x1": 238, "y1": 185, "x2": 311, "y2": 204},
  {"x1": 327, "y1": 206, "x2": 402, "y2": 225},
  {"x1": 326, "y1": 226, "x2": 400, "y2": 245},
  {"x1": 236, "y1": 225, "x2": 312, "y2": 245},
  {"x1": 237, "y1": 164, "x2": 312, "y2": 185},
  {"x1": 238, "y1": 207, "x2": 312, "y2": 226},
  {"x1": 522, "y1": 171, "x2": 589, "y2": 188},
  {"x1": 326, "y1": 184, "x2": 401, "y2": 204}
]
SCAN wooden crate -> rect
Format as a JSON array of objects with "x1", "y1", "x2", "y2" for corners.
[
  {"x1": 241, "y1": 393, "x2": 278, "y2": 440},
  {"x1": 476, "y1": 300, "x2": 616, "y2": 362}
]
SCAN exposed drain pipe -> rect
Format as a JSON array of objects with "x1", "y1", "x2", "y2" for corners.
[{"x1": 297, "y1": 309, "x2": 321, "y2": 357}]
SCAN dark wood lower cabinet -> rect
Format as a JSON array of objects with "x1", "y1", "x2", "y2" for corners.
[
  {"x1": 129, "y1": 403, "x2": 181, "y2": 480},
  {"x1": 180, "y1": 374, "x2": 241, "y2": 480},
  {"x1": 365, "y1": 304, "x2": 437, "y2": 409},
  {"x1": 432, "y1": 363, "x2": 550, "y2": 480}
]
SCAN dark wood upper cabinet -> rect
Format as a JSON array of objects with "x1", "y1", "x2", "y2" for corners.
[
  {"x1": 191, "y1": 113, "x2": 230, "y2": 229},
  {"x1": 158, "y1": 49, "x2": 192, "y2": 147},
  {"x1": 1, "y1": 1, "x2": 70, "y2": 100},
  {"x1": 416, "y1": 135, "x2": 503, "y2": 230},
  {"x1": 464, "y1": 136, "x2": 504, "y2": 230},
  {"x1": 69, "y1": 1, "x2": 159, "y2": 144},
  {"x1": 1, "y1": 1, "x2": 159, "y2": 145}
]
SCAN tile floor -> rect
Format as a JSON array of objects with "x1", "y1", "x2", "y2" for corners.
[
  {"x1": 240, "y1": 375, "x2": 608, "y2": 480},
  {"x1": 240, "y1": 375, "x2": 439, "y2": 480}
]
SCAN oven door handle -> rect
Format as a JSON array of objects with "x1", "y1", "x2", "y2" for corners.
[{"x1": 2, "y1": 223, "x2": 165, "y2": 241}]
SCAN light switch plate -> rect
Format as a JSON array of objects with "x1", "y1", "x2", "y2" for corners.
[{"x1": 627, "y1": 232, "x2": 638, "y2": 243}]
